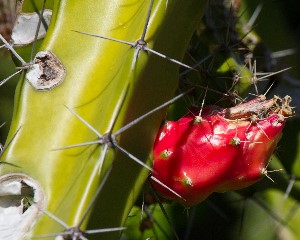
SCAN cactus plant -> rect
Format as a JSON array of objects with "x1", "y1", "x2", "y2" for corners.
[{"x1": 1, "y1": 0, "x2": 300, "y2": 240}]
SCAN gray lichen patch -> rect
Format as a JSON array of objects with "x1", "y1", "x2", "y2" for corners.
[
  {"x1": 11, "y1": 10, "x2": 52, "y2": 46},
  {"x1": 0, "y1": 174, "x2": 46, "y2": 240},
  {"x1": 26, "y1": 51, "x2": 66, "y2": 91}
]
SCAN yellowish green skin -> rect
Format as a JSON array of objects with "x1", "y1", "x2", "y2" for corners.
[{"x1": 0, "y1": 0, "x2": 207, "y2": 238}]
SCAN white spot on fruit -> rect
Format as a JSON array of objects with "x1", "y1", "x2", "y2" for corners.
[
  {"x1": 160, "y1": 149, "x2": 173, "y2": 158},
  {"x1": 229, "y1": 136, "x2": 241, "y2": 146},
  {"x1": 182, "y1": 172, "x2": 193, "y2": 187},
  {"x1": 159, "y1": 131, "x2": 166, "y2": 141}
]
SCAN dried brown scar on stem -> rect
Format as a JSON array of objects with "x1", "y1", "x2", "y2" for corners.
[
  {"x1": 221, "y1": 95, "x2": 293, "y2": 120},
  {"x1": 11, "y1": 10, "x2": 52, "y2": 47},
  {"x1": 26, "y1": 51, "x2": 66, "y2": 91},
  {"x1": 0, "y1": 174, "x2": 45, "y2": 240}
]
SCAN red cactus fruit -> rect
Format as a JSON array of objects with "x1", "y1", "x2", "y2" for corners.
[{"x1": 151, "y1": 95, "x2": 293, "y2": 207}]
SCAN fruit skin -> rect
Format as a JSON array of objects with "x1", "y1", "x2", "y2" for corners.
[{"x1": 151, "y1": 96, "x2": 291, "y2": 207}]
